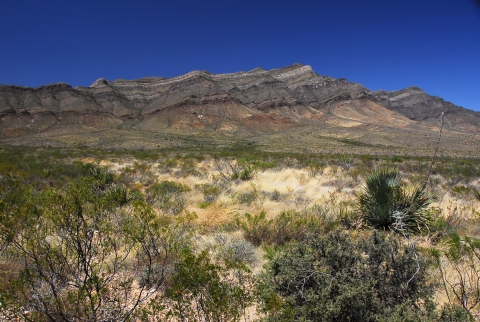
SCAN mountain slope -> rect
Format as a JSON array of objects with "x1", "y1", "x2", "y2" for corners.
[
  {"x1": 1, "y1": 64, "x2": 479, "y2": 155},
  {"x1": 371, "y1": 87, "x2": 480, "y2": 132}
]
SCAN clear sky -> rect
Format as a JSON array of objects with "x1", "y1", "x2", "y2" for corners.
[{"x1": 1, "y1": 0, "x2": 479, "y2": 111}]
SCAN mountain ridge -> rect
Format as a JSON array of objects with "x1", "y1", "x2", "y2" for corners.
[{"x1": 1, "y1": 64, "x2": 479, "y2": 155}]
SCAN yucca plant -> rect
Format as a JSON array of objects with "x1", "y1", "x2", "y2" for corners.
[
  {"x1": 357, "y1": 169, "x2": 433, "y2": 234},
  {"x1": 105, "y1": 183, "x2": 134, "y2": 206}
]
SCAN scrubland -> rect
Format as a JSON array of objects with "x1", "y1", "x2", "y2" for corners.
[{"x1": 1, "y1": 145, "x2": 479, "y2": 321}]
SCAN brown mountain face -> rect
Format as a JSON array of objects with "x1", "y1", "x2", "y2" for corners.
[
  {"x1": 1, "y1": 64, "x2": 479, "y2": 155},
  {"x1": 371, "y1": 87, "x2": 480, "y2": 133}
]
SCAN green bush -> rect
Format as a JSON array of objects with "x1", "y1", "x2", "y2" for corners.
[
  {"x1": 451, "y1": 185, "x2": 472, "y2": 196},
  {"x1": 104, "y1": 183, "x2": 135, "y2": 205},
  {"x1": 238, "y1": 191, "x2": 258, "y2": 205},
  {"x1": 178, "y1": 159, "x2": 201, "y2": 177},
  {"x1": 215, "y1": 158, "x2": 256, "y2": 181},
  {"x1": 239, "y1": 164, "x2": 256, "y2": 180},
  {"x1": 357, "y1": 169, "x2": 433, "y2": 233},
  {"x1": 163, "y1": 248, "x2": 253, "y2": 321},
  {"x1": 0, "y1": 173, "x2": 190, "y2": 321},
  {"x1": 237, "y1": 209, "x2": 338, "y2": 247},
  {"x1": 258, "y1": 230, "x2": 436, "y2": 321},
  {"x1": 146, "y1": 180, "x2": 190, "y2": 215},
  {"x1": 269, "y1": 189, "x2": 282, "y2": 201},
  {"x1": 439, "y1": 304, "x2": 474, "y2": 322},
  {"x1": 236, "y1": 212, "x2": 270, "y2": 245},
  {"x1": 198, "y1": 183, "x2": 221, "y2": 204}
]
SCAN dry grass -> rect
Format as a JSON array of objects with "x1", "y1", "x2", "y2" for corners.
[
  {"x1": 99, "y1": 159, "x2": 362, "y2": 218},
  {"x1": 97, "y1": 157, "x2": 479, "y2": 228},
  {"x1": 193, "y1": 203, "x2": 239, "y2": 233}
]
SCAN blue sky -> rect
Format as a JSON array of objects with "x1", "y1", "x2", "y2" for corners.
[{"x1": 1, "y1": 0, "x2": 479, "y2": 111}]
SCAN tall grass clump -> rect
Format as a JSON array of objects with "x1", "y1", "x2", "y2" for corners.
[{"x1": 357, "y1": 169, "x2": 433, "y2": 234}]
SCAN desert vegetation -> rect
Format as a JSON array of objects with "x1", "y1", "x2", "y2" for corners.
[{"x1": 1, "y1": 145, "x2": 480, "y2": 321}]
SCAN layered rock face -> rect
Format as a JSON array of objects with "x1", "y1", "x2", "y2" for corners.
[
  {"x1": 1, "y1": 64, "x2": 479, "y2": 138},
  {"x1": 371, "y1": 87, "x2": 480, "y2": 132}
]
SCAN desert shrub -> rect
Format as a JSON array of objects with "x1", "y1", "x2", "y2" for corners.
[
  {"x1": 237, "y1": 212, "x2": 270, "y2": 246},
  {"x1": 337, "y1": 154, "x2": 358, "y2": 170},
  {"x1": 77, "y1": 162, "x2": 115, "y2": 186},
  {"x1": 104, "y1": 183, "x2": 135, "y2": 205},
  {"x1": 306, "y1": 164, "x2": 323, "y2": 178},
  {"x1": 237, "y1": 183, "x2": 266, "y2": 208},
  {"x1": 236, "y1": 164, "x2": 256, "y2": 180},
  {"x1": 131, "y1": 149, "x2": 159, "y2": 161},
  {"x1": 434, "y1": 159, "x2": 480, "y2": 187},
  {"x1": 451, "y1": 185, "x2": 473, "y2": 196},
  {"x1": 431, "y1": 233, "x2": 480, "y2": 318},
  {"x1": 428, "y1": 210, "x2": 465, "y2": 243},
  {"x1": 228, "y1": 237, "x2": 257, "y2": 264},
  {"x1": 451, "y1": 161, "x2": 480, "y2": 178},
  {"x1": 439, "y1": 304, "x2": 474, "y2": 321},
  {"x1": 238, "y1": 191, "x2": 258, "y2": 205},
  {"x1": 339, "y1": 207, "x2": 363, "y2": 230},
  {"x1": 0, "y1": 173, "x2": 191, "y2": 321},
  {"x1": 258, "y1": 230, "x2": 436, "y2": 321},
  {"x1": 177, "y1": 159, "x2": 201, "y2": 177},
  {"x1": 269, "y1": 189, "x2": 282, "y2": 201},
  {"x1": 213, "y1": 234, "x2": 257, "y2": 265},
  {"x1": 158, "y1": 157, "x2": 178, "y2": 169},
  {"x1": 374, "y1": 301, "x2": 439, "y2": 322},
  {"x1": 0, "y1": 260, "x2": 21, "y2": 312},
  {"x1": 146, "y1": 180, "x2": 190, "y2": 215},
  {"x1": 0, "y1": 172, "x2": 33, "y2": 212},
  {"x1": 357, "y1": 169, "x2": 433, "y2": 233},
  {"x1": 215, "y1": 158, "x2": 256, "y2": 181},
  {"x1": 391, "y1": 156, "x2": 404, "y2": 163},
  {"x1": 163, "y1": 248, "x2": 254, "y2": 321},
  {"x1": 237, "y1": 209, "x2": 337, "y2": 246},
  {"x1": 132, "y1": 161, "x2": 150, "y2": 172},
  {"x1": 254, "y1": 160, "x2": 277, "y2": 170},
  {"x1": 197, "y1": 183, "x2": 222, "y2": 204}
]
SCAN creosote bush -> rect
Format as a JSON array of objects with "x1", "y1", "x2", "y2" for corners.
[
  {"x1": 163, "y1": 247, "x2": 254, "y2": 322},
  {"x1": 197, "y1": 183, "x2": 222, "y2": 204},
  {"x1": 237, "y1": 209, "x2": 339, "y2": 246},
  {"x1": 0, "y1": 166, "x2": 192, "y2": 321},
  {"x1": 258, "y1": 230, "x2": 436, "y2": 321},
  {"x1": 213, "y1": 233, "x2": 257, "y2": 265},
  {"x1": 146, "y1": 180, "x2": 190, "y2": 215}
]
